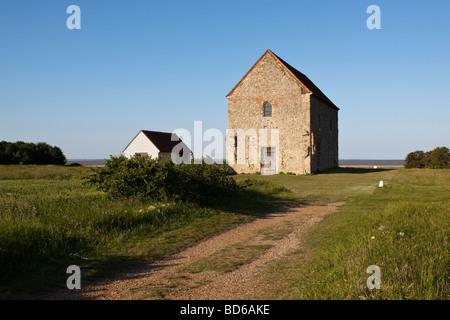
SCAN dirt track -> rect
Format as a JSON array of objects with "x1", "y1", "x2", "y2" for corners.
[{"x1": 52, "y1": 202, "x2": 344, "y2": 300}]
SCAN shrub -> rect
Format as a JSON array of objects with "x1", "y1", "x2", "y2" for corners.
[
  {"x1": 67, "y1": 163, "x2": 82, "y2": 167},
  {"x1": 405, "y1": 147, "x2": 449, "y2": 169},
  {"x1": 87, "y1": 156, "x2": 239, "y2": 203},
  {"x1": 426, "y1": 146, "x2": 450, "y2": 169},
  {"x1": 405, "y1": 150, "x2": 427, "y2": 168}
]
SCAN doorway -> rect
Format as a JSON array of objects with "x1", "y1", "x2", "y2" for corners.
[{"x1": 260, "y1": 147, "x2": 277, "y2": 175}]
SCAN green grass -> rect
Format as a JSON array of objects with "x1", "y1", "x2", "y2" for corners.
[
  {"x1": 0, "y1": 164, "x2": 92, "y2": 180},
  {"x1": 252, "y1": 168, "x2": 449, "y2": 300},
  {"x1": 178, "y1": 243, "x2": 273, "y2": 274},
  {"x1": 0, "y1": 165, "x2": 293, "y2": 299},
  {"x1": 234, "y1": 167, "x2": 398, "y2": 205},
  {"x1": 256, "y1": 221, "x2": 295, "y2": 241},
  {"x1": 2, "y1": 165, "x2": 448, "y2": 300}
]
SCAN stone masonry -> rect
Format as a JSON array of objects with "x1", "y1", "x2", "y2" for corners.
[{"x1": 226, "y1": 49, "x2": 339, "y2": 174}]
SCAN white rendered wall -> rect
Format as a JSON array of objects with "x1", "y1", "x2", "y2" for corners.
[{"x1": 123, "y1": 131, "x2": 160, "y2": 159}]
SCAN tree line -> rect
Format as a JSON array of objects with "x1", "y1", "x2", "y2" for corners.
[
  {"x1": 405, "y1": 146, "x2": 449, "y2": 169},
  {"x1": 0, "y1": 141, "x2": 66, "y2": 165}
]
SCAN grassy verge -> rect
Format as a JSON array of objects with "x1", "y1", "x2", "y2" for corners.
[
  {"x1": 0, "y1": 164, "x2": 92, "y2": 180},
  {"x1": 254, "y1": 168, "x2": 449, "y2": 300},
  {"x1": 0, "y1": 165, "x2": 293, "y2": 299},
  {"x1": 179, "y1": 243, "x2": 273, "y2": 274}
]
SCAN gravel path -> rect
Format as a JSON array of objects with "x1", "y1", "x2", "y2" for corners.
[{"x1": 52, "y1": 202, "x2": 343, "y2": 300}]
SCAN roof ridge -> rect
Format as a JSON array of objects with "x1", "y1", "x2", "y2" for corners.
[
  {"x1": 123, "y1": 130, "x2": 186, "y2": 153},
  {"x1": 269, "y1": 51, "x2": 339, "y2": 110},
  {"x1": 141, "y1": 129, "x2": 173, "y2": 134},
  {"x1": 226, "y1": 49, "x2": 339, "y2": 110}
]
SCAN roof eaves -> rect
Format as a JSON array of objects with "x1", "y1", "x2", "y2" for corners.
[
  {"x1": 123, "y1": 130, "x2": 144, "y2": 153},
  {"x1": 226, "y1": 49, "x2": 273, "y2": 98},
  {"x1": 270, "y1": 51, "x2": 339, "y2": 111}
]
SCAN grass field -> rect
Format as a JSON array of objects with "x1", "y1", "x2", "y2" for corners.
[
  {"x1": 244, "y1": 168, "x2": 450, "y2": 300},
  {"x1": 0, "y1": 165, "x2": 448, "y2": 299},
  {"x1": 0, "y1": 165, "x2": 291, "y2": 298}
]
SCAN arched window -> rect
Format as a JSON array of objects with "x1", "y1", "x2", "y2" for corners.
[{"x1": 263, "y1": 101, "x2": 272, "y2": 117}]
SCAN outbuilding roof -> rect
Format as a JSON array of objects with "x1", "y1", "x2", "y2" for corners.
[{"x1": 123, "y1": 130, "x2": 189, "y2": 153}]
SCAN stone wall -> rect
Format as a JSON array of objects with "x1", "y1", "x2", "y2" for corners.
[
  {"x1": 309, "y1": 96, "x2": 339, "y2": 172},
  {"x1": 227, "y1": 53, "x2": 313, "y2": 174}
]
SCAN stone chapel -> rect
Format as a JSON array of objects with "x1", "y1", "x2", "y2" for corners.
[{"x1": 226, "y1": 49, "x2": 339, "y2": 174}]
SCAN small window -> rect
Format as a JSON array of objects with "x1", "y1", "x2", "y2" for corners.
[
  {"x1": 179, "y1": 148, "x2": 184, "y2": 157},
  {"x1": 135, "y1": 152, "x2": 149, "y2": 158},
  {"x1": 263, "y1": 101, "x2": 272, "y2": 117}
]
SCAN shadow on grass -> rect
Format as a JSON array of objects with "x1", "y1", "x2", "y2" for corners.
[
  {"x1": 203, "y1": 180, "x2": 302, "y2": 217},
  {"x1": 69, "y1": 183, "x2": 299, "y2": 296},
  {"x1": 1, "y1": 179, "x2": 297, "y2": 300},
  {"x1": 320, "y1": 167, "x2": 396, "y2": 174}
]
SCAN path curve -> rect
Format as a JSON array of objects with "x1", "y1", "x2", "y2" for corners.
[{"x1": 52, "y1": 202, "x2": 344, "y2": 300}]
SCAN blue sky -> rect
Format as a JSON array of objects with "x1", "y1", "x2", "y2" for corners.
[{"x1": 1, "y1": 0, "x2": 449, "y2": 160}]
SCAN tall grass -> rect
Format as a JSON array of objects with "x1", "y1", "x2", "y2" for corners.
[
  {"x1": 0, "y1": 166, "x2": 292, "y2": 298},
  {"x1": 362, "y1": 202, "x2": 448, "y2": 299},
  {"x1": 258, "y1": 168, "x2": 450, "y2": 300},
  {"x1": 0, "y1": 164, "x2": 92, "y2": 180},
  {"x1": 0, "y1": 180, "x2": 208, "y2": 285},
  {"x1": 289, "y1": 201, "x2": 449, "y2": 300}
]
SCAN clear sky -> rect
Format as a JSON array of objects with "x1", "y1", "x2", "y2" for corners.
[{"x1": 1, "y1": 0, "x2": 449, "y2": 160}]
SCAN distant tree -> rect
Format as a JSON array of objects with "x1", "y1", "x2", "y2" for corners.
[
  {"x1": 3, "y1": 141, "x2": 20, "y2": 164},
  {"x1": 426, "y1": 147, "x2": 450, "y2": 169},
  {"x1": 18, "y1": 142, "x2": 37, "y2": 164},
  {"x1": 49, "y1": 145, "x2": 66, "y2": 165},
  {"x1": 0, "y1": 141, "x2": 8, "y2": 163},
  {"x1": 0, "y1": 141, "x2": 66, "y2": 165},
  {"x1": 405, "y1": 147, "x2": 449, "y2": 169},
  {"x1": 405, "y1": 150, "x2": 426, "y2": 168}
]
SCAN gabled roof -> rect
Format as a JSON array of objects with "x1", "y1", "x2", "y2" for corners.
[
  {"x1": 123, "y1": 130, "x2": 189, "y2": 153},
  {"x1": 226, "y1": 49, "x2": 339, "y2": 110}
]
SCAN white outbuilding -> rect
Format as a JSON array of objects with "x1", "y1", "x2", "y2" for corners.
[{"x1": 123, "y1": 130, "x2": 191, "y2": 163}]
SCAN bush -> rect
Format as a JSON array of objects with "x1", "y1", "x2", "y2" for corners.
[
  {"x1": 405, "y1": 147, "x2": 450, "y2": 169},
  {"x1": 426, "y1": 146, "x2": 450, "y2": 169},
  {"x1": 87, "y1": 156, "x2": 239, "y2": 203},
  {"x1": 405, "y1": 150, "x2": 426, "y2": 168},
  {"x1": 0, "y1": 141, "x2": 66, "y2": 165},
  {"x1": 67, "y1": 163, "x2": 82, "y2": 167}
]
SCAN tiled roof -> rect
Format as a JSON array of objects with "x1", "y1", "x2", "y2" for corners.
[
  {"x1": 141, "y1": 130, "x2": 186, "y2": 153},
  {"x1": 271, "y1": 51, "x2": 339, "y2": 110}
]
